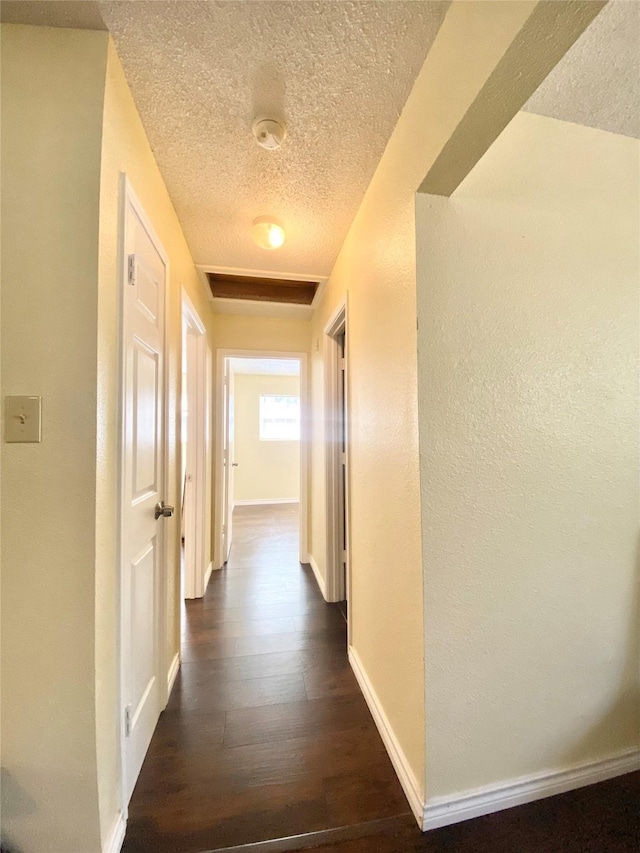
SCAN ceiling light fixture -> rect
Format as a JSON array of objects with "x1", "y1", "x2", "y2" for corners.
[{"x1": 252, "y1": 216, "x2": 285, "y2": 250}]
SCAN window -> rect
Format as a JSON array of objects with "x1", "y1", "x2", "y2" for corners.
[{"x1": 259, "y1": 395, "x2": 300, "y2": 441}]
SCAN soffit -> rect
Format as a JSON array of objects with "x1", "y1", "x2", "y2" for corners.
[
  {"x1": 229, "y1": 357, "x2": 300, "y2": 376},
  {"x1": 97, "y1": 0, "x2": 449, "y2": 278},
  {"x1": 524, "y1": 1, "x2": 640, "y2": 139}
]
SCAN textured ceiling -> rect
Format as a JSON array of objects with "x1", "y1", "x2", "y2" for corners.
[
  {"x1": 229, "y1": 357, "x2": 300, "y2": 377},
  {"x1": 97, "y1": 0, "x2": 449, "y2": 277},
  {"x1": 524, "y1": 1, "x2": 640, "y2": 139}
]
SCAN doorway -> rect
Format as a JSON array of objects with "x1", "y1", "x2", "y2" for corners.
[
  {"x1": 325, "y1": 302, "x2": 350, "y2": 623},
  {"x1": 181, "y1": 292, "x2": 213, "y2": 600},
  {"x1": 214, "y1": 350, "x2": 308, "y2": 568}
]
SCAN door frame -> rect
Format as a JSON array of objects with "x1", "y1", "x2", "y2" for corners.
[
  {"x1": 181, "y1": 290, "x2": 213, "y2": 599},
  {"x1": 117, "y1": 175, "x2": 171, "y2": 814},
  {"x1": 214, "y1": 349, "x2": 309, "y2": 568},
  {"x1": 324, "y1": 299, "x2": 350, "y2": 619}
]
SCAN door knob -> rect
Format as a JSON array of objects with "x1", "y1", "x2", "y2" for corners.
[{"x1": 155, "y1": 501, "x2": 175, "y2": 520}]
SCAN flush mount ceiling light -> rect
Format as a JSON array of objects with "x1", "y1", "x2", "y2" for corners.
[
  {"x1": 252, "y1": 216, "x2": 285, "y2": 250},
  {"x1": 252, "y1": 117, "x2": 286, "y2": 150}
]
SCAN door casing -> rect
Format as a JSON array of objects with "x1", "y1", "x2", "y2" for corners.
[
  {"x1": 214, "y1": 349, "x2": 309, "y2": 568},
  {"x1": 181, "y1": 290, "x2": 212, "y2": 599},
  {"x1": 324, "y1": 299, "x2": 351, "y2": 631}
]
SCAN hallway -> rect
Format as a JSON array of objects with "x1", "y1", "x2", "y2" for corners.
[{"x1": 122, "y1": 504, "x2": 412, "y2": 852}]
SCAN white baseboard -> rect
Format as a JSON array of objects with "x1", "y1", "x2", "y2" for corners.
[
  {"x1": 348, "y1": 647, "x2": 423, "y2": 826},
  {"x1": 233, "y1": 498, "x2": 299, "y2": 506},
  {"x1": 422, "y1": 748, "x2": 640, "y2": 831},
  {"x1": 104, "y1": 810, "x2": 126, "y2": 853},
  {"x1": 204, "y1": 560, "x2": 214, "y2": 590},
  {"x1": 307, "y1": 554, "x2": 327, "y2": 601},
  {"x1": 167, "y1": 652, "x2": 180, "y2": 698}
]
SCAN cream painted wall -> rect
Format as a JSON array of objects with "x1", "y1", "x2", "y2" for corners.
[
  {"x1": 233, "y1": 374, "x2": 300, "y2": 503},
  {"x1": 96, "y1": 38, "x2": 217, "y2": 844},
  {"x1": 416, "y1": 112, "x2": 640, "y2": 799},
  {"x1": 307, "y1": 0, "x2": 540, "y2": 796},
  {"x1": 1, "y1": 24, "x2": 108, "y2": 853},
  {"x1": 1, "y1": 25, "x2": 218, "y2": 851},
  {"x1": 211, "y1": 313, "x2": 311, "y2": 353}
]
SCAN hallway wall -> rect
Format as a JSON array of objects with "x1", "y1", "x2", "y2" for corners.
[
  {"x1": 233, "y1": 373, "x2": 300, "y2": 503},
  {"x1": 1, "y1": 24, "x2": 108, "y2": 853},
  {"x1": 307, "y1": 0, "x2": 541, "y2": 803},
  {"x1": 1, "y1": 24, "x2": 219, "y2": 852},
  {"x1": 416, "y1": 111, "x2": 640, "y2": 799}
]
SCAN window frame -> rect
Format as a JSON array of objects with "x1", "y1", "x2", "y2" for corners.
[{"x1": 259, "y1": 393, "x2": 301, "y2": 442}]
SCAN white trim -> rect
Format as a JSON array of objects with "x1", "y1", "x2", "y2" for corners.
[
  {"x1": 324, "y1": 299, "x2": 350, "y2": 611},
  {"x1": 210, "y1": 297, "x2": 315, "y2": 320},
  {"x1": 348, "y1": 647, "x2": 423, "y2": 826},
  {"x1": 181, "y1": 290, "x2": 211, "y2": 600},
  {"x1": 103, "y1": 811, "x2": 127, "y2": 853},
  {"x1": 167, "y1": 652, "x2": 180, "y2": 698},
  {"x1": 307, "y1": 554, "x2": 327, "y2": 601},
  {"x1": 234, "y1": 498, "x2": 300, "y2": 506},
  {"x1": 422, "y1": 749, "x2": 640, "y2": 831},
  {"x1": 214, "y1": 349, "x2": 309, "y2": 569},
  {"x1": 204, "y1": 560, "x2": 214, "y2": 589}
]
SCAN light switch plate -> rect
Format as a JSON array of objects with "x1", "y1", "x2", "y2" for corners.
[{"x1": 4, "y1": 396, "x2": 42, "y2": 443}]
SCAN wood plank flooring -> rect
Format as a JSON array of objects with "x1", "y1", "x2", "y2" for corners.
[
  {"x1": 122, "y1": 504, "x2": 411, "y2": 853},
  {"x1": 122, "y1": 504, "x2": 640, "y2": 853}
]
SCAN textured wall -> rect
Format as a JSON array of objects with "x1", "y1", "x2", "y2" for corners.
[
  {"x1": 308, "y1": 0, "x2": 540, "y2": 797},
  {"x1": 233, "y1": 374, "x2": 300, "y2": 503},
  {"x1": 0, "y1": 24, "x2": 108, "y2": 853},
  {"x1": 416, "y1": 111, "x2": 640, "y2": 799}
]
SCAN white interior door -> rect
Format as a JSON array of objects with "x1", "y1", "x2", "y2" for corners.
[
  {"x1": 183, "y1": 327, "x2": 198, "y2": 598},
  {"x1": 222, "y1": 361, "x2": 236, "y2": 562},
  {"x1": 337, "y1": 332, "x2": 348, "y2": 609},
  {"x1": 121, "y1": 187, "x2": 168, "y2": 805}
]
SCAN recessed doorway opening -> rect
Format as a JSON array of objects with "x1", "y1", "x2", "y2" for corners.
[{"x1": 214, "y1": 350, "x2": 308, "y2": 569}]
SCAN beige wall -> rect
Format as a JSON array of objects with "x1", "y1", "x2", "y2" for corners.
[
  {"x1": 1, "y1": 25, "x2": 218, "y2": 851},
  {"x1": 0, "y1": 24, "x2": 108, "y2": 853},
  {"x1": 211, "y1": 313, "x2": 311, "y2": 353},
  {"x1": 233, "y1": 374, "x2": 300, "y2": 503},
  {"x1": 416, "y1": 111, "x2": 640, "y2": 799},
  {"x1": 307, "y1": 0, "x2": 541, "y2": 797},
  {"x1": 96, "y1": 38, "x2": 217, "y2": 845}
]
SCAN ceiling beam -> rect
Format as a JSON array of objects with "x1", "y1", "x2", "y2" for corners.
[{"x1": 419, "y1": 0, "x2": 607, "y2": 196}]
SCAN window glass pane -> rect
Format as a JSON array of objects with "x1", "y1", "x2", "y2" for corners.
[{"x1": 259, "y1": 395, "x2": 300, "y2": 440}]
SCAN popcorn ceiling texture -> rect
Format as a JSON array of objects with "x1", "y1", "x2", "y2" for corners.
[
  {"x1": 99, "y1": 0, "x2": 449, "y2": 277},
  {"x1": 525, "y1": 1, "x2": 640, "y2": 140}
]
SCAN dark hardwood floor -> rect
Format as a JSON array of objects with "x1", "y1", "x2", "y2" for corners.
[
  {"x1": 122, "y1": 504, "x2": 640, "y2": 853},
  {"x1": 122, "y1": 504, "x2": 411, "y2": 853}
]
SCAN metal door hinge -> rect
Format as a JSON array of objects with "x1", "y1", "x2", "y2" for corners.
[
  {"x1": 127, "y1": 254, "x2": 136, "y2": 286},
  {"x1": 124, "y1": 704, "x2": 133, "y2": 737},
  {"x1": 339, "y1": 358, "x2": 345, "y2": 371},
  {"x1": 222, "y1": 524, "x2": 226, "y2": 535}
]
